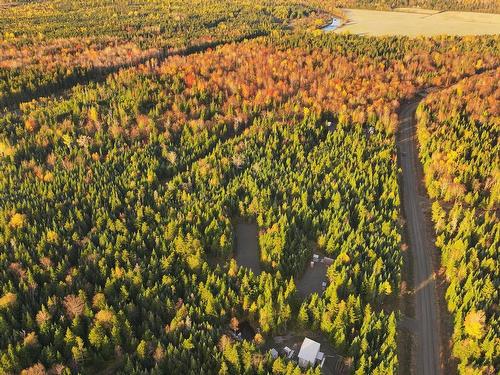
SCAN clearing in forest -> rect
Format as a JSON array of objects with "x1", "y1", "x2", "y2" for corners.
[
  {"x1": 234, "y1": 220, "x2": 329, "y2": 298},
  {"x1": 334, "y1": 8, "x2": 500, "y2": 36},
  {"x1": 234, "y1": 221, "x2": 261, "y2": 275},
  {"x1": 296, "y1": 261, "x2": 328, "y2": 298}
]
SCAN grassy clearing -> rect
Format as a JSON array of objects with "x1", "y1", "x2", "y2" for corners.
[{"x1": 334, "y1": 8, "x2": 500, "y2": 36}]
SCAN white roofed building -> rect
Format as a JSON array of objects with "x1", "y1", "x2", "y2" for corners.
[
  {"x1": 269, "y1": 348, "x2": 278, "y2": 359},
  {"x1": 297, "y1": 337, "x2": 320, "y2": 368}
]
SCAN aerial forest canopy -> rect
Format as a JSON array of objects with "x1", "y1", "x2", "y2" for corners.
[
  {"x1": 0, "y1": 1, "x2": 499, "y2": 375},
  {"x1": 0, "y1": 0, "x2": 340, "y2": 107}
]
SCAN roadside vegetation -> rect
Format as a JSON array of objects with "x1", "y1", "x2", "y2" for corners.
[{"x1": 416, "y1": 69, "x2": 499, "y2": 374}]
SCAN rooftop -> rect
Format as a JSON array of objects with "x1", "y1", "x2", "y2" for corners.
[{"x1": 298, "y1": 337, "x2": 321, "y2": 364}]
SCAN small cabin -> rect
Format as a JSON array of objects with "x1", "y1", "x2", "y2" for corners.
[{"x1": 298, "y1": 337, "x2": 320, "y2": 368}]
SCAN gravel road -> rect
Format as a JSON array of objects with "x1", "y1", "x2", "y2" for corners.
[{"x1": 398, "y1": 98, "x2": 441, "y2": 375}]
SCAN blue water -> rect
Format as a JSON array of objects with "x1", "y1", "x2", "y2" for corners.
[{"x1": 322, "y1": 18, "x2": 341, "y2": 32}]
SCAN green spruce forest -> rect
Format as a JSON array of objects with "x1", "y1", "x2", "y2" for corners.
[{"x1": 0, "y1": 1, "x2": 498, "y2": 374}]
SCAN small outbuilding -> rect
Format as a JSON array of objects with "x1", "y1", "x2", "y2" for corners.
[
  {"x1": 323, "y1": 256, "x2": 334, "y2": 265},
  {"x1": 316, "y1": 351, "x2": 325, "y2": 368},
  {"x1": 298, "y1": 337, "x2": 321, "y2": 368},
  {"x1": 269, "y1": 348, "x2": 278, "y2": 359},
  {"x1": 283, "y1": 346, "x2": 294, "y2": 359}
]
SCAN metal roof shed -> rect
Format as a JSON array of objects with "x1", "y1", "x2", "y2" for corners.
[
  {"x1": 298, "y1": 337, "x2": 320, "y2": 368},
  {"x1": 269, "y1": 348, "x2": 278, "y2": 359}
]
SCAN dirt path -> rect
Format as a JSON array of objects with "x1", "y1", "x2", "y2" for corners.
[{"x1": 397, "y1": 97, "x2": 441, "y2": 375}]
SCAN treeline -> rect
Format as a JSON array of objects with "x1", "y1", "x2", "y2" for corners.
[
  {"x1": 416, "y1": 69, "x2": 499, "y2": 374},
  {"x1": 268, "y1": 32, "x2": 500, "y2": 61}
]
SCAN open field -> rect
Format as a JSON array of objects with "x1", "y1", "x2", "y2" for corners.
[{"x1": 335, "y1": 8, "x2": 500, "y2": 36}]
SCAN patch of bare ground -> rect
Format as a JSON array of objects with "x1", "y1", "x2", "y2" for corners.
[
  {"x1": 295, "y1": 260, "x2": 328, "y2": 298},
  {"x1": 234, "y1": 219, "x2": 261, "y2": 275}
]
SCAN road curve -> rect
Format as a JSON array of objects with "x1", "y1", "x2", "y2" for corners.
[{"x1": 397, "y1": 97, "x2": 441, "y2": 375}]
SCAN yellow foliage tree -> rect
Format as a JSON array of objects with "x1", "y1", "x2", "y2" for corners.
[
  {"x1": 464, "y1": 310, "x2": 486, "y2": 339},
  {"x1": 95, "y1": 310, "x2": 115, "y2": 326},
  {"x1": 47, "y1": 230, "x2": 59, "y2": 244},
  {"x1": 0, "y1": 292, "x2": 17, "y2": 309},
  {"x1": 9, "y1": 212, "x2": 26, "y2": 228}
]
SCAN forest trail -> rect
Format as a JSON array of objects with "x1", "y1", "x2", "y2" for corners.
[{"x1": 397, "y1": 97, "x2": 441, "y2": 375}]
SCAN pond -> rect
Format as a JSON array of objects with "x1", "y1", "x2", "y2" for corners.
[
  {"x1": 238, "y1": 321, "x2": 256, "y2": 341},
  {"x1": 321, "y1": 17, "x2": 342, "y2": 32}
]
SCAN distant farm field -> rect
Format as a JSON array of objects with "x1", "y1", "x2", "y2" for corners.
[{"x1": 335, "y1": 8, "x2": 500, "y2": 36}]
